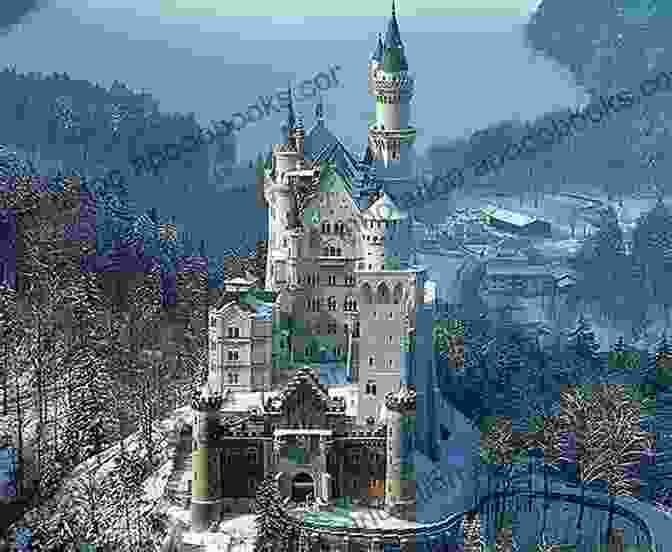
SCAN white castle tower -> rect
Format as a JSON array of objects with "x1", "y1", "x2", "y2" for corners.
[{"x1": 367, "y1": 1, "x2": 417, "y2": 198}]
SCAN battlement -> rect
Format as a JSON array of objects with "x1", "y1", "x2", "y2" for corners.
[
  {"x1": 334, "y1": 428, "x2": 386, "y2": 438},
  {"x1": 221, "y1": 430, "x2": 269, "y2": 438},
  {"x1": 273, "y1": 143, "x2": 298, "y2": 154},
  {"x1": 384, "y1": 385, "x2": 416, "y2": 412},
  {"x1": 372, "y1": 72, "x2": 414, "y2": 93},
  {"x1": 192, "y1": 392, "x2": 224, "y2": 412}
]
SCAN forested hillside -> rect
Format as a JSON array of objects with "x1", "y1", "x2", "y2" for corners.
[{"x1": 0, "y1": 67, "x2": 267, "y2": 257}]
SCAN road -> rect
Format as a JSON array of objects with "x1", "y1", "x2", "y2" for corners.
[{"x1": 499, "y1": 469, "x2": 669, "y2": 551}]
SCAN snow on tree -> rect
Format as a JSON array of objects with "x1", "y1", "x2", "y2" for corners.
[
  {"x1": 564, "y1": 314, "x2": 602, "y2": 385},
  {"x1": 632, "y1": 198, "x2": 672, "y2": 302},
  {"x1": 526, "y1": 383, "x2": 656, "y2": 533}
]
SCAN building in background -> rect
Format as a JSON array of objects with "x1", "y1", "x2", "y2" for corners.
[{"x1": 486, "y1": 207, "x2": 551, "y2": 237}]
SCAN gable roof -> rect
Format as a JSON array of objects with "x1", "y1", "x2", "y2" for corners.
[
  {"x1": 265, "y1": 365, "x2": 347, "y2": 415},
  {"x1": 305, "y1": 117, "x2": 340, "y2": 160},
  {"x1": 311, "y1": 141, "x2": 361, "y2": 183}
]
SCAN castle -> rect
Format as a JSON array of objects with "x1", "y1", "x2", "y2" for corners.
[
  {"x1": 188, "y1": 4, "x2": 482, "y2": 546},
  {"x1": 208, "y1": 0, "x2": 427, "y2": 425}
]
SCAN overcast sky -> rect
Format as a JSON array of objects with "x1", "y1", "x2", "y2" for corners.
[{"x1": 0, "y1": 0, "x2": 586, "y2": 162}]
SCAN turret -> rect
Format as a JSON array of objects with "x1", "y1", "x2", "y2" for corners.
[
  {"x1": 368, "y1": 1, "x2": 417, "y2": 195},
  {"x1": 191, "y1": 390, "x2": 223, "y2": 532},
  {"x1": 265, "y1": 173, "x2": 295, "y2": 291},
  {"x1": 361, "y1": 190, "x2": 408, "y2": 271},
  {"x1": 384, "y1": 384, "x2": 416, "y2": 521},
  {"x1": 294, "y1": 115, "x2": 305, "y2": 162}
]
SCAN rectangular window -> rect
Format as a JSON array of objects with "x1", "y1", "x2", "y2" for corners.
[
  {"x1": 366, "y1": 379, "x2": 376, "y2": 396},
  {"x1": 248, "y1": 478, "x2": 257, "y2": 494},
  {"x1": 228, "y1": 350, "x2": 239, "y2": 361},
  {"x1": 228, "y1": 327, "x2": 240, "y2": 338},
  {"x1": 210, "y1": 317, "x2": 216, "y2": 328},
  {"x1": 247, "y1": 447, "x2": 258, "y2": 463},
  {"x1": 369, "y1": 356, "x2": 375, "y2": 367}
]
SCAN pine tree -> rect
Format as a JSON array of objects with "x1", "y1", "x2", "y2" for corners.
[
  {"x1": 566, "y1": 314, "x2": 602, "y2": 385},
  {"x1": 632, "y1": 198, "x2": 672, "y2": 301},
  {"x1": 253, "y1": 474, "x2": 279, "y2": 551},
  {"x1": 496, "y1": 334, "x2": 525, "y2": 393}
]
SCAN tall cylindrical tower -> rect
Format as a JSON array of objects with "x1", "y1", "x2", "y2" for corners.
[
  {"x1": 265, "y1": 174, "x2": 294, "y2": 290},
  {"x1": 384, "y1": 384, "x2": 416, "y2": 520},
  {"x1": 362, "y1": 190, "x2": 408, "y2": 271},
  {"x1": 191, "y1": 391, "x2": 223, "y2": 532},
  {"x1": 368, "y1": 0, "x2": 416, "y2": 192},
  {"x1": 361, "y1": 209, "x2": 386, "y2": 272}
]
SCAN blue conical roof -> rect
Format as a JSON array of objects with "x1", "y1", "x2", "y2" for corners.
[
  {"x1": 371, "y1": 33, "x2": 384, "y2": 63},
  {"x1": 384, "y1": 0, "x2": 403, "y2": 49},
  {"x1": 399, "y1": 47, "x2": 408, "y2": 71}
]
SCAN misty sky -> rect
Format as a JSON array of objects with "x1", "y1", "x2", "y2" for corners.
[{"x1": 0, "y1": 0, "x2": 587, "y2": 163}]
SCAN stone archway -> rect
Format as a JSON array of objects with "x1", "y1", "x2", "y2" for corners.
[{"x1": 291, "y1": 472, "x2": 314, "y2": 502}]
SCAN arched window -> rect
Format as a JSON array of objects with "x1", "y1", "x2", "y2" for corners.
[
  {"x1": 376, "y1": 282, "x2": 390, "y2": 304},
  {"x1": 329, "y1": 246, "x2": 336, "y2": 257},
  {"x1": 353, "y1": 321, "x2": 361, "y2": 337},
  {"x1": 361, "y1": 283, "x2": 373, "y2": 305},
  {"x1": 328, "y1": 296, "x2": 337, "y2": 311},
  {"x1": 336, "y1": 247, "x2": 342, "y2": 257},
  {"x1": 393, "y1": 283, "x2": 404, "y2": 304}
]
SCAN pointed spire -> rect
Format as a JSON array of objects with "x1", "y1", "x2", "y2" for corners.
[
  {"x1": 315, "y1": 95, "x2": 325, "y2": 125},
  {"x1": 384, "y1": 0, "x2": 403, "y2": 49},
  {"x1": 371, "y1": 33, "x2": 384, "y2": 63},
  {"x1": 287, "y1": 81, "x2": 296, "y2": 130}
]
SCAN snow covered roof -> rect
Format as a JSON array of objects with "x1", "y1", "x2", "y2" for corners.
[
  {"x1": 488, "y1": 207, "x2": 537, "y2": 227},
  {"x1": 486, "y1": 263, "x2": 551, "y2": 277},
  {"x1": 364, "y1": 192, "x2": 407, "y2": 221}
]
